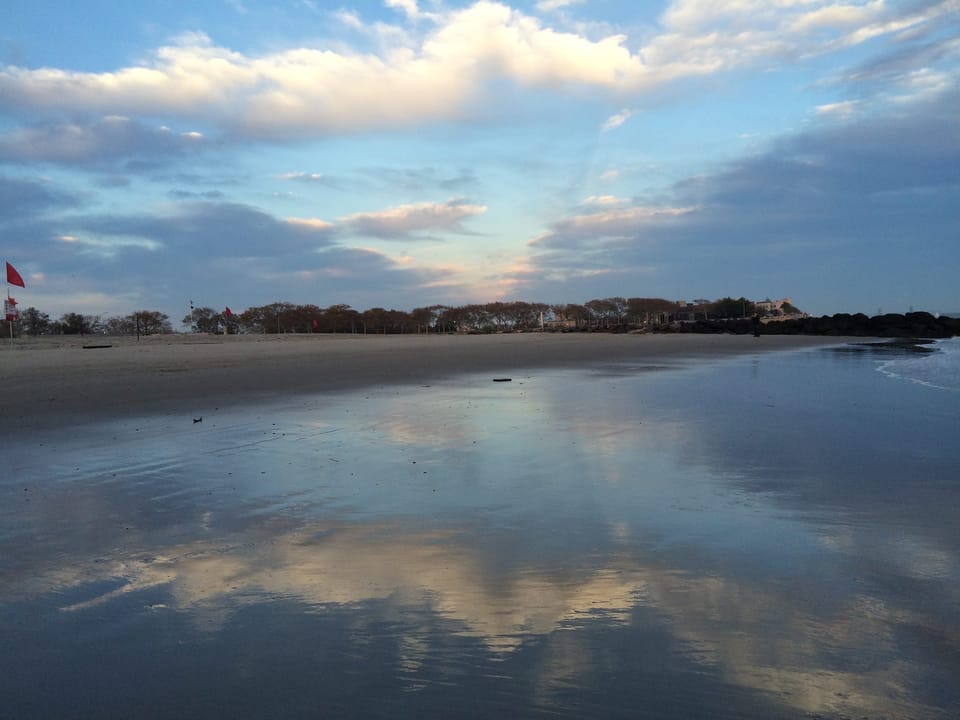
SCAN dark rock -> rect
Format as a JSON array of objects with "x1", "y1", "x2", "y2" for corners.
[{"x1": 654, "y1": 312, "x2": 958, "y2": 338}]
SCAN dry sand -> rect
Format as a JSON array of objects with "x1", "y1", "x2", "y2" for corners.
[{"x1": 2, "y1": 332, "x2": 847, "y2": 431}]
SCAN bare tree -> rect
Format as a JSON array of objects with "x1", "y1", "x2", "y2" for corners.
[
  {"x1": 103, "y1": 315, "x2": 136, "y2": 335},
  {"x1": 182, "y1": 306, "x2": 221, "y2": 333},
  {"x1": 627, "y1": 297, "x2": 677, "y2": 326},
  {"x1": 19, "y1": 307, "x2": 51, "y2": 336},
  {"x1": 58, "y1": 313, "x2": 97, "y2": 335},
  {"x1": 132, "y1": 310, "x2": 172, "y2": 335}
]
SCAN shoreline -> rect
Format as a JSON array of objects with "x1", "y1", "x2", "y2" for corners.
[{"x1": 3, "y1": 333, "x2": 851, "y2": 431}]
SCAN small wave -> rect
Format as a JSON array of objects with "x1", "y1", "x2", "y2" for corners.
[{"x1": 877, "y1": 337, "x2": 960, "y2": 392}]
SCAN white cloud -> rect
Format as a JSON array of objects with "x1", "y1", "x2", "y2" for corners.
[
  {"x1": 0, "y1": 1, "x2": 953, "y2": 140},
  {"x1": 531, "y1": 204, "x2": 693, "y2": 248},
  {"x1": 334, "y1": 10, "x2": 366, "y2": 30},
  {"x1": 340, "y1": 198, "x2": 487, "y2": 238},
  {"x1": 278, "y1": 172, "x2": 327, "y2": 182},
  {"x1": 0, "y1": 7, "x2": 645, "y2": 138},
  {"x1": 536, "y1": 0, "x2": 584, "y2": 12},
  {"x1": 887, "y1": 67, "x2": 954, "y2": 104},
  {"x1": 385, "y1": 0, "x2": 423, "y2": 19},
  {"x1": 661, "y1": 0, "x2": 886, "y2": 34},
  {"x1": 226, "y1": 0, "x2": 248, "y2": 15},
  {"x1": 789, "y1": 2, "x2": 886, "y2": 34},
  {"x1": 285, "y1": 217, "x2": 336, "y2": 232},
  {"x1": 815, "y1": 99, "x2": 860, "y2": 117},
  {"x1": 55, "y1": 232, "x2": 162, "y2": 257},
  {"x1": 650, "y1": 0, "x2": 943, "y2": 80},
  {"x1": 421, "y1": 2, "x2": 643, "y2": 88},
  {"x1": 583, "y1": 195, "x2": 628, "y2": 206},
  {"x1": 601, "y1": 109, "x2": 633, "y2": 131}
]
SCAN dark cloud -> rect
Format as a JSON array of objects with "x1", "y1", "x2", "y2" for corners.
[
  {"x1": 0, "y1": 174, "x2": 82, "y2": 219},
  {"x1": 237, "y1": 246, "x2": 441, "y2": 291},
  {"x1": 520, "y1": 88, "x2": 960, "y2": 312},
  {"x1": 303, "y1": 246, "x2": 457, "y2": 307},
  {"x1": 835, "y1": 9, "x2": 960, "y2": 90},
  {"x1": 157, "y1": 172, "x2": 243, "y2": 186},
  {"x1": 0, "y1": 117, "x2": 212, "y2": 169},
  {"x1": 95, "y1": 175, "x2": 132, "y2": 188},
  {"x1": 542, "y1": 91, "x2": 960, "y2": 251},
  {"x1": 4, "y1": 195, "x2": 460, "y2": 319},
  {"x1": 312, "y1": 246, "x2": 396, "y2": 275},
  {"x1": 169, "y1": 244, "x2": 455, "y2": 314},
  {"x1": 77, "y1": 201, "x2": 337, "y2": 258},
  {"x1": 358, "y1": 166, "x2": 479, "y2": 192},
  {"x1": 168, "y1": 189, "x2": 225, "y2": 200},
  {"x1": 671, "y1": 92, "x2": 960, "y2": 248}
]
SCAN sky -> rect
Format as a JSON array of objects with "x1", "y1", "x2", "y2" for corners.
[{"x1": 2, "y1": 0, "x2": 958, "y2": 324}]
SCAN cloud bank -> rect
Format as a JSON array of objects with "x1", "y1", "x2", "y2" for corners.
[{"x1": 2, "y1": 1, "x2": 953, "y2": 142}]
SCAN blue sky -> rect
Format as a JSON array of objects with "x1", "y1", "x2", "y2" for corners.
[{"x1": 2, "y1": 0, "x2": 958, "y2": 323}]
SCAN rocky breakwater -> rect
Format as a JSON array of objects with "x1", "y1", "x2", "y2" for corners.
[
  {"x1": 767, "y1": 312, "x2": 960, "y2": 337},
  {"x1": 659, "y1": 312, "x2": 960, "y2": 338}
]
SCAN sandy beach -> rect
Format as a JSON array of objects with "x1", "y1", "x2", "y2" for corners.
[{"x1": 2, "y1": 332, "x2": 845, "y2": 431}]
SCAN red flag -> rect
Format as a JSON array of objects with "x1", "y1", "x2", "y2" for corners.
[
  {"x1": 5, "y1": 262, "x2": 25, "y2": 288},
  {"x1": 225, "y1": 306, "x2": 233, "y2": 318}
]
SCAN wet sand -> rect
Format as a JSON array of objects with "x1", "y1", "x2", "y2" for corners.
[
  {"x1": 4, "y1": 335, "x2": 959, "y2": 719},
  {"x1": 2, "y1": 332, "x2": 845, "y2": 430}
]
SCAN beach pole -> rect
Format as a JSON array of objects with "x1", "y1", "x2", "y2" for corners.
[
  {"x1": 5, "y1": 263, "x2": 26, "y2": 346},
  {"x1": 6, "y1": 286, "x2": 13, "y2": 348}
]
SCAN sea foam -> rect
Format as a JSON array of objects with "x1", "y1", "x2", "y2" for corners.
[{"x1": 878, "y1": 337, "x2": 960, "y2": 392}]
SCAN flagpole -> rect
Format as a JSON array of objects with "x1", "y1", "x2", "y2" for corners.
[{"x1": 5, "y1": 262, "x2": 26, "y2": 347}]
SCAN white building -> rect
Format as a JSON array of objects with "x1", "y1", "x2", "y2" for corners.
[{"x1": 755, "y1": 298, "x2": 792, "y2": 314}]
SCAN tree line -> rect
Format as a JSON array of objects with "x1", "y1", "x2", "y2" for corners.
[
  {"x1": 189, "y1": 298, "x2": 723, "y2": 335},
  {"x1": 7, "y1": 309, "x2": 172, "y2": 337},
  {"x1": 5, "y1": 297, "x2": 783, "y2": 337}
]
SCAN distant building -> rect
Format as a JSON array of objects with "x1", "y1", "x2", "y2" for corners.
[
  {"x1": 755, "y1": 298, "x2": 792, "y2": 314},
  {"x1": 755, "y1": 297, "x2": 807, "y2": 322}
]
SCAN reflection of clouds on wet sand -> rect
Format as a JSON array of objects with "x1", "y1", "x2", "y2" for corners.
[
  {"x1": 5, "y1": 356, "x2": 958, "y2": 719},
  {"x1": 820, "y1": 527, "x2": 960, "y2": 584},
  {"x1": 51, "y1": 522, "x2": 642, "y2": 649},
  {"x1": 20, "y1": 515, "x2": 947, "y2": 719},
  {"x1": 644, "y1": 574, "x2": 912, "y2": 718}
]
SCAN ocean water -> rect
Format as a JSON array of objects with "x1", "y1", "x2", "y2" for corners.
[
  {"x1": 878, "y1": 337, "x2": 960, "y2": 392},
  {"x1": 2, "y1": 342, "x2": 958, "y2": 719}
]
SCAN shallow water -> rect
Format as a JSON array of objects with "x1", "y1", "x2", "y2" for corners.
[{"x1": 3, "y1": 345, "x2": 959, "y2": 719}]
